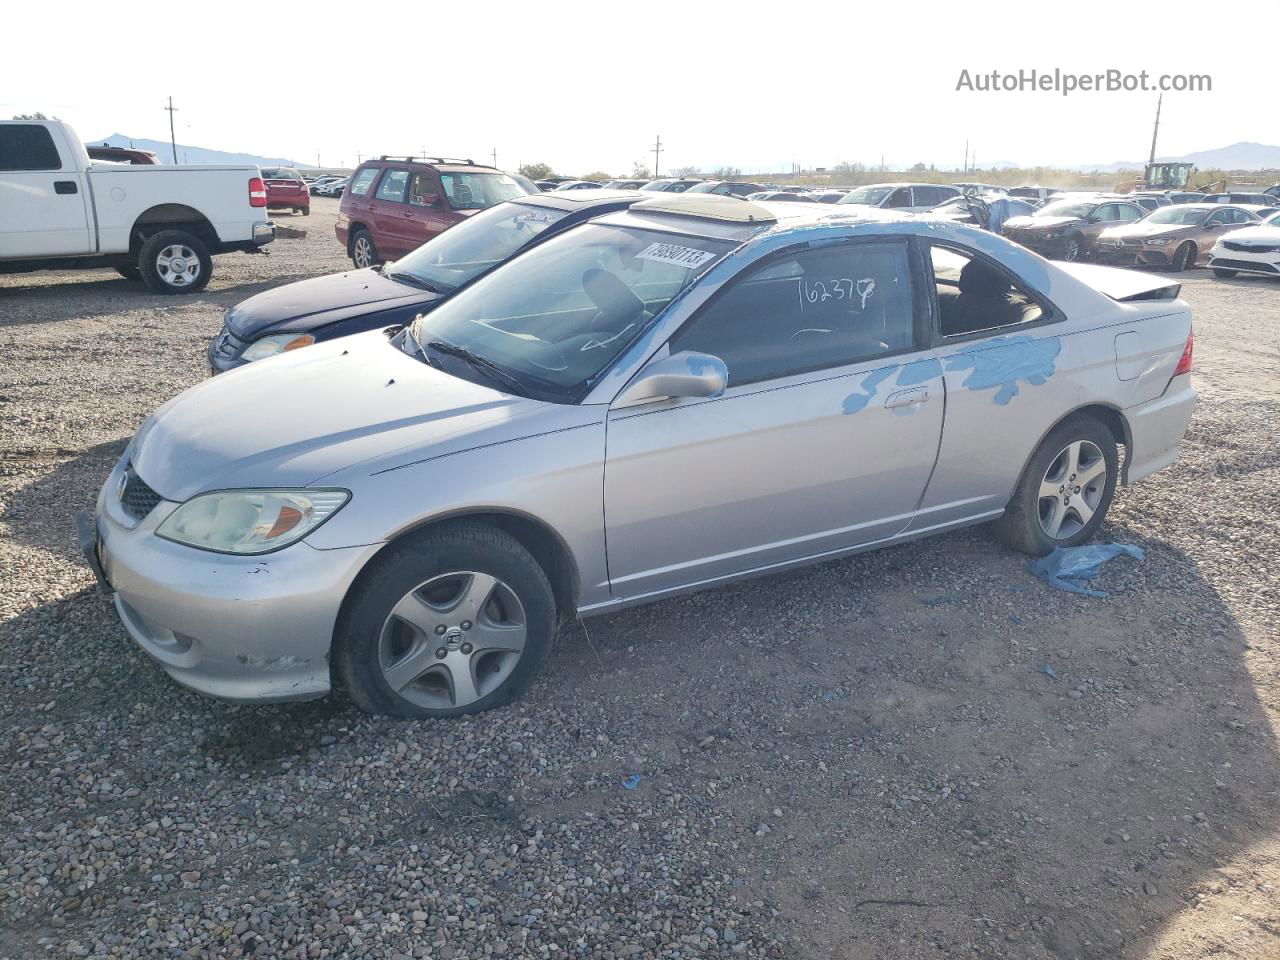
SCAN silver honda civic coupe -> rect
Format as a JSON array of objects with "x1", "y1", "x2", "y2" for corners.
[{"x1": 79, "y1": 194, "x2": 1197, "y2": 717}]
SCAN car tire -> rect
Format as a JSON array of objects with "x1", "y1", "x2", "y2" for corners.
[
  {"x1": 301, "y1": 207, "x2": 310, "y2": 217},
  {"x1": 350, "y1": 228, "x2": 378, "y2": 269},
  {"x1": 114, "y1": 265, "x2": 142, "y2": 282},
  {"x1": 1061, "y1": 235, "x2": 1083, "y2": 262},
  {"x1": 1171, "y1": 242, "x2": 1196, "y2": 272},
  {"x1": 992, "y1": 414, "x2": 1119, "y2": 557},
  {"x1": 334, "y1": 522, "x2": 558, "y2": 718},
  {"x1": 137, "y1": 229, "x2": 212, "y2": 294},
  {"x1": 1213, "y1": 268, "x2": 1237, "y2": 278}
]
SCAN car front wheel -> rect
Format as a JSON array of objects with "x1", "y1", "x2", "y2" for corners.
[
  {"x1": 1171, "y1": 241, "x2": 1196, "y2": 272},
  {"x1": 351, "y1": 229, "x2": 378, "y2": 269},
  {"x1": 993, "y1": 415, "x2": 1118, "y2": 556},
  {"x1": 335, "y1": 523, "x2": 557, "y2": 718},
  {"x1": 1060, "y1": 236, "x2": 1083, "y2": 262}
]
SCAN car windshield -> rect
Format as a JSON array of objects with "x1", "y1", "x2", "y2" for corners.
[
  {"x1": 386, "y1": 201, "x2": 571, "y2": 293},
  {"x1": 1144, "y1": 207, "x2": 1209, "y2": 225},
  {"x1": 1036, "y1": 200, "x2": 1096, "y2": 218},
  {"x1": 402, "y1": 223, "x2": 733, "y2": 400},
  {"x1": 1265, "y1": 211, "x2": 1280, "y2": 225},
  {"x1": 838, "y1": 186, "x2": 893, "y2": 205},
  {"x1": 684, "y1": 182, "x2": 722, "y2": 193},
  {"x1": 639, "y1": 181, "x2": 675, "y2": 192},
  {"x1": 441, "y1": 172, "x2": 530, "y2": 211}
]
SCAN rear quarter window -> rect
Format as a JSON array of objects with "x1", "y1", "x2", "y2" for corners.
[
  {"x1": 348, "y1": 167, "x2": 379, "y2": 197},
  {"x1": 0, "y1": 124, "x2": 61, "y2": 171}
]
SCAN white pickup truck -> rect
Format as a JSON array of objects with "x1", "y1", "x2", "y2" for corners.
[{"x1": 0, "y1": 119, "x2": 274, "y2": 293}]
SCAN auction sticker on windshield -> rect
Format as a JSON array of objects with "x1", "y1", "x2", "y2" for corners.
[{"x1": 636, "y1": 242, "x2": 718, "y2": 269}]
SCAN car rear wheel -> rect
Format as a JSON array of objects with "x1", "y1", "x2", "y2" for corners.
[
  {"x1": 1213, "y1": 268, "x2": 1237, "y2": 278},
  {"x1": 351, "y1": 229, "x2": 378, "y2": 269},
  {"x1": 138, "y1": 230, "x2": 212, "y2": 294},
  {"x1": 335, "y1": 523, "x2": 557, "y2": 718},
  {"x1": 992, "y1": 415, "x2": 1118, "y2": 557},
  {"x1": 1060, "y1": 236, "x2": 1083, "y2": 262},
  {"x1": 1171, "y1": 242, "x2": 1196, "y2": 272}
]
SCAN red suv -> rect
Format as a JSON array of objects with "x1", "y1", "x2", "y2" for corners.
[
  {"x1": 336, "y1": 156, "x2": 532, "y2": 268},
  {"x1": 261, "y1": 167, "x2": 310, "y2": 216}
]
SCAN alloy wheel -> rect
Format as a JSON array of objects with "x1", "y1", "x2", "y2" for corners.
[
  {"x1": 155, "y1": 244, "x2": 201, "y2": 288},
  {"x1": 1037, "y1": 439, "x2": 1107, "y2": 540},
  {"x1": 378, "y1": 571, "x2": 527, "y2": 710},
  {"x1": 353, "y1": 236, "x2": 373, "y2": 268},
  {"x1": 1062, "y1": 238, "x2": 1081, "y2": 262}
]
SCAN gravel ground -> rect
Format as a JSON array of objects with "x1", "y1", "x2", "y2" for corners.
[{"x1": 2, "y1": 200, "x2": 1278, "y2": 960}]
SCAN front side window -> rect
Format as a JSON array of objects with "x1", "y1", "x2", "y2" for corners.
[
  {"x1": 671, "y1": 242, "x2": 915, "y2": 387},
  {"x1": 388, "y1": 201, "x2": 570, "y2": 292},
  {"x1": 0, "y1": 124, "x2": 61, "y2": 171},
  {"x1": 403, "y1": 224, "x2": 731, "y2": 398},
  {"x1": 885, "y1": 188, "x2": 913, "y2": 208},
  {"x1": 348, "y1": 167, "x2": 379, "y2": 196},
  {"x1": 930, "y1": 244, "x2": 1045, "y2": 338},
  {"x1": 375, "y1": 169, "x2": 410, "y2": 202},
  {"x1": 440, "y1": 172, "x2": 528, "y2": 211},
  {"x1": 408, "y1": 172, "x2": 440, "y2": 207}
]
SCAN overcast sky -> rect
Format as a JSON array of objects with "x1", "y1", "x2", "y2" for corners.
[{"x1": 4, "y1": 0, "x2": 1275, "y2": 174}]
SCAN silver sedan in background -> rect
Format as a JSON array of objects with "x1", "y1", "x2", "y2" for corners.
[{"x1": 80, "y1": 195, "x2": 1197, "y2": 718}]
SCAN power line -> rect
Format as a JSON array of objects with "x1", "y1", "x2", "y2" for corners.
[{"x1": 164, "y1": 97, "x2": 179, "y2": 164}]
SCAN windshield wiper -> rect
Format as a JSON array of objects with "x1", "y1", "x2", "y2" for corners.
[
  {"x1": 385, "y1": 270, "x2": 446, "y2": 293},
  {"x1": 425, "y1": 340, "x2": 527, "y2": 395}
]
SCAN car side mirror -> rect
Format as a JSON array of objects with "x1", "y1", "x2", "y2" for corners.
[{"x1": 613, "y1": 351, "x2": 728, "y2": 408}]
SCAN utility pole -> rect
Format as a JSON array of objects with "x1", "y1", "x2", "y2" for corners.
[
  {"x1": 652, "y1": 134, "x2": 662, "y2": 178},
  {"x1": 963, "y1": 139, "x2": 968, "y2": 174},
  {"x1": 164, "y1": 97, "x2": 179, "y2": 164},
  {"x1": 1148, "y1": 92, "x2": 1163, "y2": 164},
  {"x1": 316, "y1": 149, "x2": 321, "y2": 168},
  {"x1": 491, "y1": 147, "x2": 498, "y2": 168}
]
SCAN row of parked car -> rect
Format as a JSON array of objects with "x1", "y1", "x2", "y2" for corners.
[{"x1": 85, "y1": 185, "x2": 1200, "y2": 721}]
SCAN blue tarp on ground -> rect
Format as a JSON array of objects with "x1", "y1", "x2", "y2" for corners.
[{"x1": 1027, "y1": 543, "x2": 1145, "y2": 598}]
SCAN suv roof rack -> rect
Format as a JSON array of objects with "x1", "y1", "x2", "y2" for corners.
[{"x1": 374, "y1": 155, "x2": 496, "y2": 169}]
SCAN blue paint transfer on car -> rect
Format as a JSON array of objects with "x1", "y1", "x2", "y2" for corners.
[
  {"x1": 944, "y1": 335, "x2": 1062, "y2": 405},
  {"x1": 842, "y1": 366, "x2": 898, "y2": 414},
  {"x1": 897, "y1": 357, "x2": 943, "y2": 385}
]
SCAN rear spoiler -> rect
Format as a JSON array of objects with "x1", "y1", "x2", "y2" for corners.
[{"x1": 1054, "y1": 262, "x2": 1181, "y2": 302}]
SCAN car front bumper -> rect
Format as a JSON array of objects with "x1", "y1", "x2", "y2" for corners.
[
  {"x1": 1208, "y1": 247, "x2": 1280, "y2": 277},
  {"x1": 80, "y1": 456, "x2": 379, "y2": 703}
]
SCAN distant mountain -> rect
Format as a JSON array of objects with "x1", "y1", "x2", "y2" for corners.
[
  {"x1": 90, "y1": 133, "x2": 314, "y2": 169},
  {"x1": 1084, "y1": 142, "x2": 1280, "y2": 173}
]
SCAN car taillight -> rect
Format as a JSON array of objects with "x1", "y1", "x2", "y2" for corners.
[
  {"x1": 249, "y1": 177, "x2": 267, "y2": 207},
  {"x1": 1173, "y1": 329, "x2": 1193, "y2": 377}
]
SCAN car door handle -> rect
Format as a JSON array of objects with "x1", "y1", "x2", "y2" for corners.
[
  {"x1": 884, "y1": 387, "x2": 929, "y2": 409},
  {"x1": 54, "y1": 180, "x2": 78, "y2": 195},
  {"x1": 400, "y1": 210, "x2": 416, "y2": 218}
]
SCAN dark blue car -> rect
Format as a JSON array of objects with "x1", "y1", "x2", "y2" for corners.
[{"x1": 209, "y1": 190, "x2": 644, "y2": 373}]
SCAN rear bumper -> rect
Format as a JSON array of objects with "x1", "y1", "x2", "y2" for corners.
[
  {"x1": 268, "y1": 193, "x2": 309, "y2": 209},
  {"x1": 1124, "y1": 374, "x2": 1196, "y2": 484}
]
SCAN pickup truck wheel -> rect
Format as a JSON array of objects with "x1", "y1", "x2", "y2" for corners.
[
  {"x1": 351, "y1": 229, "x2": 378, "y2": 269},
  {"x1": 1213, "y1": 268, "x2": 1237, "y2": 278},
  {"x1": 138, "y1": 230, "x2": 212, "y2": 294},
  {"x1": 992, "y1": 415, "x2": 1118, "y2": 557},
  {"x1": 335, "y1": 523, "x2": 557, "y2": 718},
  {"x1": 114, "y1": 265, "x2": 142, "y2": 282}
]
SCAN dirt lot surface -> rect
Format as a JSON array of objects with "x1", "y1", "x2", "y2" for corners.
[{"x1": 2, "y1": 200, "x2": 1278, "y2": 960}]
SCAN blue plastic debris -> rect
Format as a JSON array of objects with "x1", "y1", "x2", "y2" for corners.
[
  {"x1": 621, "y1": 774, "x2": 641, "y2": 790},
  {"x1": 1027, "y1": 543, "x2": 1145, "y2": 598},
  {"x1": 1039, "y1": 664, "x2": 1059, "y2": 681}
]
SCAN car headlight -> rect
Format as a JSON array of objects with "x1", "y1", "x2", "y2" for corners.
[
  {"x1": 1041, "y1": 231, "x2": 1061, "y2": 239},
  {"x1": 156, "y1": 489, "x2": 349, "y2": 554},
  {"x1": 1145, "y1": 237, "x2": 1172, "y2": 246},
  {"x1": 241, "y1": 333, "x2": 316, "y2": 362}
]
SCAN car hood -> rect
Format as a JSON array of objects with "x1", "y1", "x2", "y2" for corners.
[
  {"x1": 1004, "y1": 215, "x2": 1081, "y2": 231},
  {"x1": 225, "y1": 268, "x2": 440, "y2": 338},
  {"x1": 1214, "y1": 224, "x2": 1280, "y2": 245},
  {"x1": 1099, "y1": 222, "x2": 1192, "y2": 240},
  {"x1": 130, "y1": 331, "x2": 589, "y2": 502}
]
